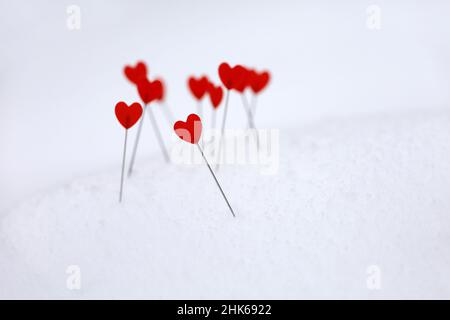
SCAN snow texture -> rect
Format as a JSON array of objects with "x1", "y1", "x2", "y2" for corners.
[{"x1": 1, "y1": 109, "x2": 449, "y2": 299}]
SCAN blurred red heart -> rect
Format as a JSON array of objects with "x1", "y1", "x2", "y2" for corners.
[
  {"x1": 188, "y1": 76, "x2": 209, "y2": 100},
  {"x1": 152, "y1": 79, "x2": 165, "y2": 101},
  {"x1": 218, "y1": 62, "x2": 249, "y2": 92},
  {"x1": 232, "y1": 65, "x2": 250, "y2": 93},
  {"x1": 137, "y1": 78, "x2": 162, "y2": 104},
  {"x1": 218, "y1": 62, "x2": 233, "y2": 90},
  {"x1": 124, "y1": 61, "x2": 148, "y2": 85},
  {"x1": 249, "y1": 70, "x2": 270, "y2": 94},
  {"x1": 173, "y1": 114, "x2": 202, "y2": 144},
  {"x1": 115, "y1": 101, "x2": 143, "y2": 129},
  {"x1": 207, "y1": 82, "x2": 223, "y2": 109}
]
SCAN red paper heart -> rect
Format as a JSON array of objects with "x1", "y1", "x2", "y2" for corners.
[
  {"x1": 173, "y1": 114, "x2": 202, "y2": 144},
  {"x1": 218, "y1": 62, "x2": 249, "y2": 92},
  {"x1": 249, "y1": 70, "x2": 270, "y2": 94},
  {"x1": 124, "y1": 61, "x2": 148, "y2": 85},
  {"x1": 207, "y1": 82, "x2": 223, "y2": 109},
  {"x1": 115, "y1": 101, "x2": 143, "y2": 129},
  {"x1": 137, "y1": 78, "x2": 162, "y2": 104},
  {"x1": 188, "y1": 76, "x2": 209, "y2": 100}
]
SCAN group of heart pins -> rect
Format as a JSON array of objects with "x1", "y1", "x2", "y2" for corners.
[{"x1": 115, "y1": 61, "x2": 270, "y2": 218}]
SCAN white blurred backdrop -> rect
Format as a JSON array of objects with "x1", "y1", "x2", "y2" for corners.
[{"x1": 1, "y1": 0, "x2": 450, "y2": 211}]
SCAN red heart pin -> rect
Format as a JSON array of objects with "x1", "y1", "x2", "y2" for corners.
[
  {"x1": 232, "y1": 65, "x2": 250, "y2": 93},
  {"x1": 207, "y1": 82, "x2": 223, "y2": 109},
  {"x1": 218, "y1": 62, "x2": 250, "y2": 92},
  {"x1": 115, "y1": 101, "x2": 143, "y2": 129},
  {"x1": 218, "y1": 62, "x2": 233, "y2": 90},
  {"x1": 152, "y1": 79, "x2": 165, "y2": 101},
  {"x1": 124, "y1": 61, "x2": 148, "y2": 85},
  {"x1": 249, "y1": 70, "x2": 270, "y2": 94},
  {"x1": 173, "y1": 114, "x2": 202, "y2": 144},
  {"x1": 188, "y1": 76, "x2": 209, "y2": 100},
  {"x1": 137, "y1": 78, "x2": 162, "y2": 104}
]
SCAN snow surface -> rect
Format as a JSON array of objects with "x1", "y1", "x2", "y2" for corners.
[{"x1": 1, "y1": 109, "x2": 449, "y2": 299}]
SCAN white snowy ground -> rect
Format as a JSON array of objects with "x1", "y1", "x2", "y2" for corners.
[{"x1": 1, "y1": 108, "x2": 449, "y2": 299}]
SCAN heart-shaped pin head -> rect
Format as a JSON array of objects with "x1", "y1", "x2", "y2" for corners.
[
  {"x1": 173, "y1": 114, "x2": 202, "y2": 144},
  {"x1": 152, "y1": 79, "x2": 165, "y2": 101},
  {"x1": 218, "y1": 62, "x2": 233, "y2": 90},
  {"x1": 249, "y1": 70, "x2": 270, "y2": 94},
  {"x1": 124, "y1": 61, "x2": 148, "y2": 85},
  {"x1": 231, "y1": 65, "x2": 250, "y2": 93},
  {"x1": 188, "y1": 76, "x2": 209, "y2": 100},
  {"x1": 137, "y1": 78, "x2": 163, "y2": 104},
  {"x1": 218, "y1": 62, "x2": 250, "y2": 92},
  {"x1": 207, "y1": 82, "x2": 223, "y2": 109},
  {"x1": 115, "y1": 101, "x2": 143, "y2": 129}
]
